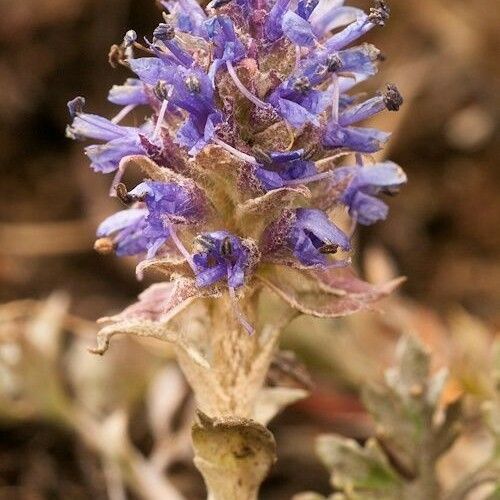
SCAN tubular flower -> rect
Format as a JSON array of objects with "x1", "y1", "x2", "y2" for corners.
[{"x1": 68, "y1": 0, "x2": 406, "y2": 332}]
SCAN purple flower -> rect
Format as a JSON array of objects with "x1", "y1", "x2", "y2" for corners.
[
  {"x1": 205, "y1": 15, "x2": 246, "y2": 82},
  {"x1": 97, "y1": 181, "x2": 202, "y2": 258},
  {"x1": 66, "y1": 98, "x2": 148, "y2": 173},
  {"x1": 324, "y1": 0, "x2": 390, "y2": 51},
  {"x1": 97, "y1": 208, "x2": 150, "y2": 257},
  {"x1": 288, "y1": 208, "x2": 351, "y2": 266},
  {"x1": 333, "y1": 162, "x2": 407, "y2": 225},
  {"x1": 254, "y1": 149, "x2": 318, "y2": 190},
  {"x1": 168, "y1": 67, "x2": 224, "y2": 154},
  {"x1": 323, "y1": 83, "x2": 402, "y2": 152},
  {"x1": 152, "y1": 22, "x2": 195, "y2": 68},
  {"x1": 193, "y1": 231, "x2": 252, "y2": 289}
]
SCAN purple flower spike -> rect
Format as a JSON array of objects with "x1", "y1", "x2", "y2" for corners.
[
  {"x1": 69, "y1": 0, "x2": 406, "y2": 294},
  {"x1": 289, "y1": 208, "x2": 351, "y2": 266},
  {"x1": 334, "y1": 162, "x2": 407, "y2": 225},
  {"x1": 193, "y1": 231, "x2": 251, "y2": 289}
]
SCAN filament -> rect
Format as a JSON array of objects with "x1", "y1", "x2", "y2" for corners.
[
  {"x1": 284, "y1": 170, "x2": 334, "y2": 186},
  {"x1": 152, "y1": 99, "x2": 169, "y2": 141},
  {"x1": 167, "y1": 222, "x2": 197, "y2": 272},
  {"x1": 228, "y1": 283, "x2": 254, "y2": 335},
  {"x1": 213, "y1": 137, "x2": 260, "y2": 165},
  {"x1": 331, "y1": 74, "x2": 340, "y2": 123},
  {"x1": 226, "y1": 60, "x2": 270, "y2": 110},
  {"x1": 111, "y1": 104, "x2": 137, "y2": 124}
]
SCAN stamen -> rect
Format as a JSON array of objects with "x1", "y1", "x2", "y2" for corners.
[
  {"x1": 94, "y1": 237, "x2": 115, "y2": 255},
  {"x1": 152, "y1": 98, "x2": 169, "y2": 141},
  {"x1": 167, "y1": 222, "x2": 197, "y2": 273},
  {"x1": 111, "y1": 104, "x2": 137, "y2": 124},
  {"x1": 221, "y1": 237, "x2": 233, "y2": 257},
  {"x1": 153, "y1": 22, "x2": 176, "y2": 42},
  {"x1": 213, "y1": 137, "x2": 260, "y2": 165},
  {"x1": 123, "y1": 30, "x2": 137, "y2": 48},
  {"x1": 226, "y1": 60, "x2": 270, "y2": 110},
  {"x1": 368, "y1": 0, "x2": 390, "y2": 26},
  {"x1": 294, "y1": 45, "x2": 302, "y2": 72},
  {"x1": 293, "y1": 76, "x2": 311, "y2": 93},
  {"x1": 185, "y1": 75, "x2": 201, "y2": 93},
  {"x1": 228, "y1": 283, "x2": 254, "y2": 335},
  {"x1": 355, "y1": 153, "x2": 364, "y2": 165},
  {"x1": 283, "y1": 170, "x2": 334, "y2": 186},
  {"x1": 326, "y1": 54, "x2": 343, "y2": 73},
  {"x1": 383, "y1": 83, "x2": 403, "y2": 111},
  {"x1": 331, "y1": 74, "x2": 340, "y2": 123}
]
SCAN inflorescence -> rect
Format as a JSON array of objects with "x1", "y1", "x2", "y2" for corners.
[{"x1": 68, "y1": 0, "x2": 406, "y2": 333}]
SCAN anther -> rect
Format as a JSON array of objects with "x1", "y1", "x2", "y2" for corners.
[
  {"x1": 108, "y1": 44, "x2": 127, "y2": 68},
  {"x1": 221, "y1": 237, "x2": 233, "y2": 258},
  {"x1": 326, "y1": 54, "x2": 343, "y2": 72},
  {"x1": 154, "y1": 80, "x2": 171, "y2": 101},
  {"x1": 115, "y1": 183, "x2": 140, "y2": 205},
  {"x1": 383, "y1": 83, "x2": 403, "y2": 111},
  {"x1": 67, "y1": 96, "x2": 85, "y2": 118},
  {"x1": 197, "y1": 234, "x2": 217, "y2": 250},
  {"x1": 293, "y1": 76, "x2": 311, "y2": 93},
  {"x1": 123, "y1": 30, "x2": 137, "y2": 48},
  {"x1": 153, "y1": 22, "x2": 176, "y2": 42},
  {"x1": 185, "y1": 75, "x2": 201, "y2": 93},
  {"x1": 368, "y1": 0, "x2": 390, "y2": 26},
  {"x1": 319, "y1": 243, "x2": 339, "y2": 254},
  {"x1": 94, "y1": 238, "x2": 115, "y2": 255}
]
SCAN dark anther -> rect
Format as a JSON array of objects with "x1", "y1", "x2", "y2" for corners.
[
  {"x1": 221, "y1": 237, "x2": 233, "y2": 257},
  {"x1": 153, "y1": 22, "x2": 176, "y2": 42},
  {"x1": 154, "y1": 80, "x2": 171, "y2": 101},
  {"x1": 381, "y1": 186, "x2": 400, "y2": 196},
  {"x1": 293, "y1": 76, "x2": 311, "y2": 93},
  {"x1": 319, "y1": 243, "x2": 339, "y2": 254},
  {"x1": 326, "y1": 54, "x2": 343, "y2": 72},
  {"x1": 94, "y1": 238, "x2": 115, "y2": 255},
  {"x1": 185, "y1": 75, "x2": 201, "y2": 93},
  {"x1": 197, "y1": 234, "x2": 217, "y2": 250},
  {"x1": 252, "y1": 146, "x2": 272, "y2": 165},
  {"x1": 123, "y1": 30, "x2": 137, "y2": 48},
  {"x1": 368, "y1": 0, "x2": 390, "y2": 26},
  {"x1": 115, "y1": 183, "x2": 134, "y2": 205},
  {"x1": 383, "y1": 83, "x2": 403, "y2": 111},
  {"x1": 108, "y1": 44, "x2": 127, "y2": 68},
  {"x1": 67, "y1": 96, "x2": 85, "y2": 118}
]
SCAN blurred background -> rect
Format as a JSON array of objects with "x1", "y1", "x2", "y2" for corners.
[{"x1": 0, "y1": 0, "x2": 498, "y2": 498}]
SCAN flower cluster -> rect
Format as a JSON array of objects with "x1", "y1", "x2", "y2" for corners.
[{"x1": 68, "y1": 0, "x2": 406, "y2": 331}]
